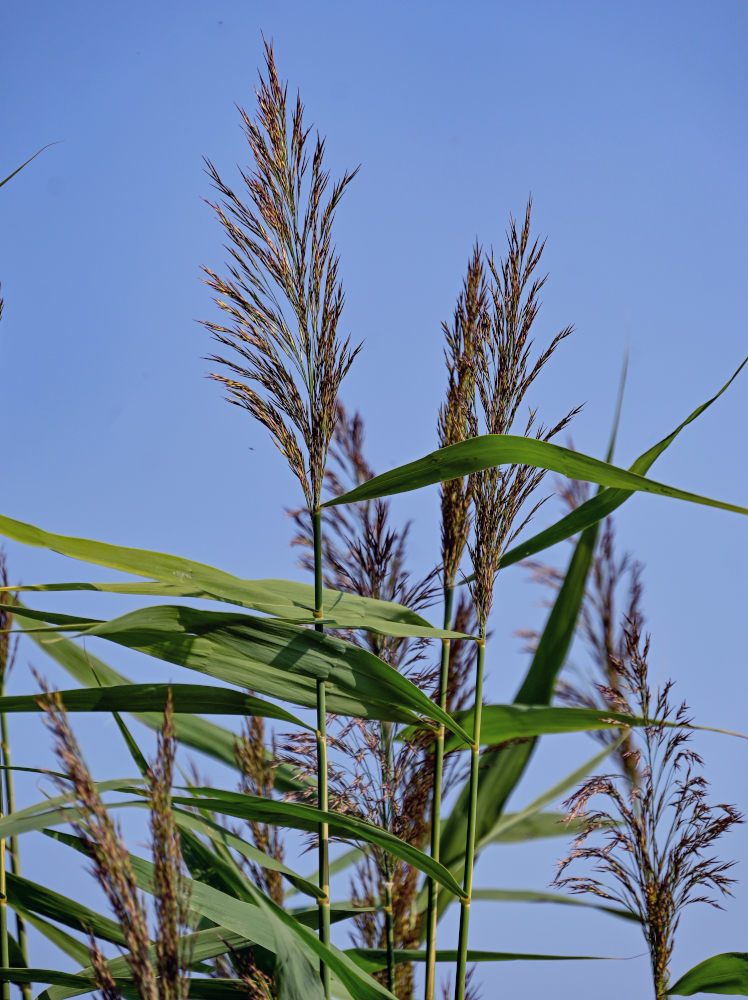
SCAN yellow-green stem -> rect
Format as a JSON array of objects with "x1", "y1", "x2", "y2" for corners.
[
  {"x1": 313, "y1": 508, "x2": 331, "y2": 999},
  {"x1": 454, "y1": 631, "x2": 486, "y2": 1000},
  {"x1": 0, "y1": 741, "x2": 8, "y2": 1000},
  {"x1": 1, "y1": 704, "x2": 30, "y2": 1000},
  {"x1": 378, "y1": 703, "x2": 396, "y2": 994},
  {"x1": 383, "y1": 871, "x2": 396, "y2": 995},
  {"x1": 424, "y1": 584, "x2": 454, "y2": 1000}
]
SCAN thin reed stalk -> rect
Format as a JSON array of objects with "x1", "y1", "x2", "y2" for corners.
[
  {"x1": 0, "y1": 555, "x2": 30, "y2": 1000},
  {"x1": 423, "y1": 584, "x2": 454, "y2": 1000},
  {"x1": 0, "y1": 773, "x2": 8, "y2": 1000},
  {"x1": 454, "y1": 632, "x2": 485, "y2": 1000},
  {"x1": 425, "y1": 247, "x2": 484, "y2": 1000},
  {"x1": 314, "y1": 506, "x2": 331, "y2": 998},
  {"x1": 203, "y1": 41, "x2": 358, "y2": 995},
  {"x1": 455, "y1": 200, "x2": 576, "y2": 999}
]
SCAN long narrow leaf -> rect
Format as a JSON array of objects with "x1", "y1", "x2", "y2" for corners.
[
  {"x1": 323, "y1": 433, "x2": 748, "y2": 516},
  {"x1": 11, "y1": 604, "x2": 470, "y2": 738},
  {"x1": 48, "y1": 829, "x2": 396, "y2": 1000},
  {"x1": 0, "y1": 683, "x2": 308, "y2": 729},
  {"x1": 172, "y1": 788, "x2": 466, "y2": 899},
  {"x1": 496, "y1": 355, "x2": 747, "y2": 568},
  {"x1": 668, "y1": 953, "x2": 748, "y2": 995},
  {"x1": 0, "y1": 513, "x2": 458, "y2": 638}
]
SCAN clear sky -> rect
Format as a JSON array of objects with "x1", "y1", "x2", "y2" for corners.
[{"x1": 2, "y1": 2, "x2": 747, "y2": 998}]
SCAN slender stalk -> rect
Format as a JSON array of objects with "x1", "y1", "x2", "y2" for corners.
[
  {"x1": 1, "y1": 703, "x2": 31, "y2": 1000},
  {"x1": 378, "y1": 705, "x2": 396, "y2": 993},
  {"x1": 424, "y1": 583, "x2": 455, "y2": 1000},
  {"x1": 313, "y1": 508, "x2": 331, "y2": 999},
  {"x1": 454, "y1": 631, "x2": 486, "y2": 1000},
  {"x1": 382, "y1": 864, "x2": 396, "y2": 995},
  {"x1": 0, "y1": 741, "x2": 8, "y2": 1000}
]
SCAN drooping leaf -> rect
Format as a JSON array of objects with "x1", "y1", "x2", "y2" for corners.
[
  {"x1": 0, "y1": 513, "x2": 460, "y2": 638},
  {"x1": 668, "y1": 953, "x2": 748, "y2": 995},
  {"x1": 6, "y1": 871, "x2": 126, "y2": 947},
  {"x1": 172, "y1": 787, "x2": 466, "y2": 899},
  {"x1": 11, "y1": 604, "x2": 470, "y2": 737},
  {"x1": 0, "y1": 683, "x2": 309, "y2": 729},
  {"x1": 48, "y1": 829, "x2": 396, "y2": 1000}
]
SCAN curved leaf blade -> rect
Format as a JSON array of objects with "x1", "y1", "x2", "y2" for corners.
[
  {"x1": 668, "y1": 953, "x2": 748, "y2": 995},
  {"x1": 324, "y1": 433, "x2": 748, "y2": 517},
  {"x1": 0, "y1": 683, "x2": 308, "y2": 729},
  {"x1": 172, "y1": 787, "x2": 466, "y2": 899}
]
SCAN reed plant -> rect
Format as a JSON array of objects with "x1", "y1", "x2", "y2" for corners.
[
  {"x1": 0, "y1": 42, "x2": 746, "y2": 1000},
  {"x1": 202, "y1": 39, "x2": 359, "y2": 998},
  {"x1": 554, "y1": 620, "x2": 742, "y2": 1000}
]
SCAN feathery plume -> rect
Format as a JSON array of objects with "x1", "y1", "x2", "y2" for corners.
[
  {"x1": 202, "y1": 39, "x2": 360, "y2": 511},
  {"x1": 554, "y1": 622, "x2": 742, "y2": 1000}
]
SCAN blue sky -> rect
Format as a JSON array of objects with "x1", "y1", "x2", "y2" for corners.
[{"x1": 2, "y1": 2, "x2": 747, "y2": 997}]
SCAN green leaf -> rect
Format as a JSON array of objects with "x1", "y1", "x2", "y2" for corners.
[
  {"x1": 6, "y1": 871, "x2": 127, "y2": 947},
  {"x1": 172, "y1": 787, "x2": 466, "y2": 899},
  {"x1": 347, "y1": 948, "x2": 615, "y2": 974},
  {"x1": 20, "y1": 612, "x2": 250, "y2": 769},
  {"x1": 469, "y1": 889, "x2": 638, "y2": 922},
  {"x1": 0, "y1": 143, "x2": 58, "y2": 188},
  {"x1": 439, "y1": 703, "x2": 744, "y2": 751},
  {"x1": 323, "y1": 432, "x2": 748, "y2": 517},
  {"x1": 12, "y1": 604, "x2": 470, "y2": 738},
  {"x1": 48, "y1": 829, "x2": 396, "y2": 1000},
  {"x1": 668, "y1": 953, "x2": 748, "y2": 995},
  {"x1": 0, "y1": 513, "x2": 459, "y2": 638},
  {"x1": 170, "y1": 807, "x2": 321, "y2": 900},
  {"x1": 498, "y1": 356, "x2": 748, "y2": 568},
  {"x1": 0, "y1": 682, "x2": 309, "y2": 729}
]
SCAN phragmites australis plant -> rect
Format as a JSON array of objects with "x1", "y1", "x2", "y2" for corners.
[
  {"x1": 39, "y1": 686, "x2": 191, "y2": 1000},
  {"x1": 201, "y1": 39, "x2": 359, "y2": 996},
  {"x1": 0, "y1": 40, "x2": 746, "y2": 1000},
  {"x1": 453, "y1": 201, "x2": 579, "y2": 1000},
  {"x1": 553, "y1": 621, "x2": 742, "y2": 1000}
]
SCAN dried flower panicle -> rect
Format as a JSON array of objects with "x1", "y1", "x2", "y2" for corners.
[
  {"x1": 467, "y1": 199, "x2": 579, "y2": 628},
  {"x1": 202, "y1": 39, "x2": 360, "y2": 511},
  {"x1": 553, "y1": 622, "x2": 742, "y2": 1000},
  {"x1": 39, "y1": 683, "x2": 190, "y2": 1000}
]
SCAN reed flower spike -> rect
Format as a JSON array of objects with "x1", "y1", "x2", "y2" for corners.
[
  {"x1": 202, "y1": 39, "x2": 360, "y2": 511},
  {"x1": 554, "y1": 622, "x2": 742, "y2": 1000}
]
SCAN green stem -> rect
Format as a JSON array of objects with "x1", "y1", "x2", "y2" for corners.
[
  {"x1": 379, "y1": 705, "x2": 396, "y2": 994},
  {"x1": 313, "y1": 508, "x2": 331, "y2": 1000},
  {"x1": 454, "y1": 629, "x2": 486, "y2": 1000},
  {"x1": 424, "y1": 584, "x2": 454, "y2": 1000},
  {"x1": 1, "y1": 705, "x2": 30, "y2": 1000},
  {"x1": 383, "y1": 867, "x2": 396, "y2": 995},
  {"x1": 0, "y1": 725, "x2": 8, "y2": 1000}
]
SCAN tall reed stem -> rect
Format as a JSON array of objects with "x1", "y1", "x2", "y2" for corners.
[
  {"x1": 1, "y1": 698, "x2": 30, "y2": 1000},
  {"x1": 454, "y1": 629, "x2": 486, "y2": 1000},
  {"x1": 378, "y1": 708, "x2": 396, "y2": 993},
  {"x1": 424, "y1": 584, "x2": 455, "y2": 1000},
  {"x1": 313, "y1": 508, "x2": 331, "y2": 999},
  {"x1": 0, "y1": 751, "x2": 8, "y2": 1000}
]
